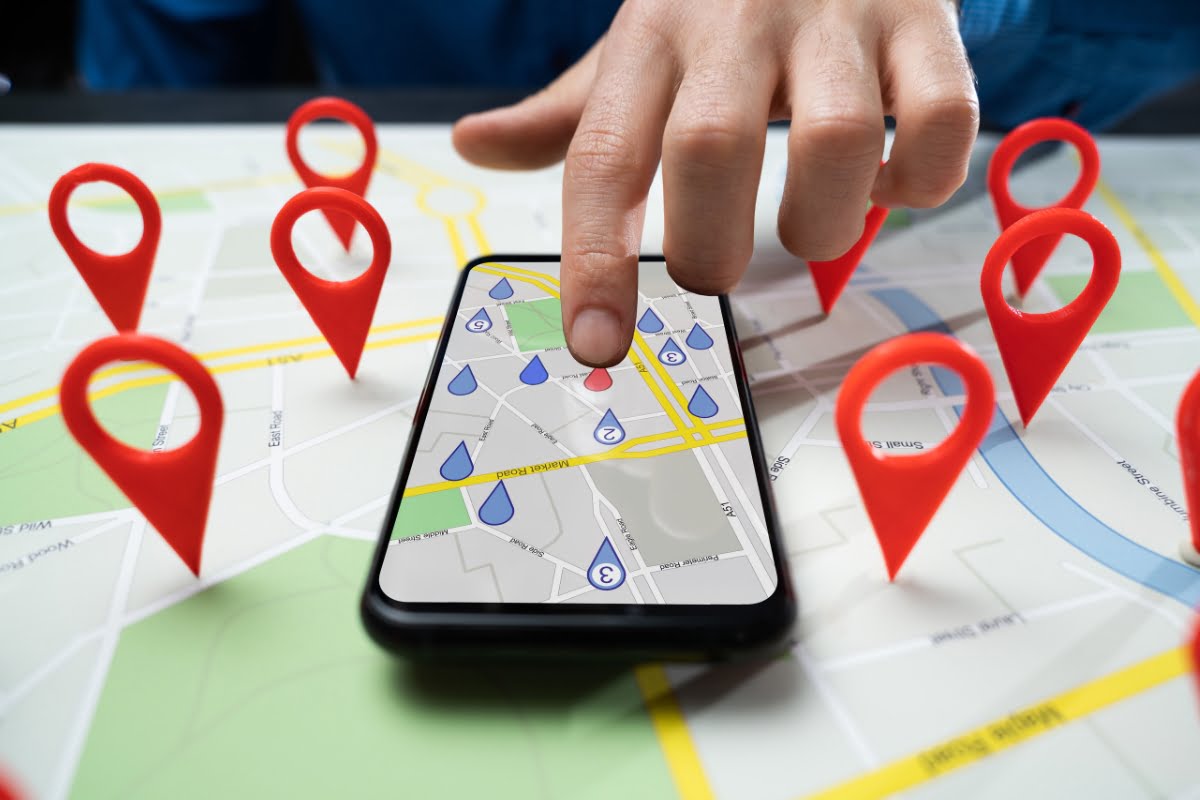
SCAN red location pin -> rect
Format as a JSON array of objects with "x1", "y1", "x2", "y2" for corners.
[
  {"x1": 271, "y1": 187, "x2": 392, "y2": 379},
  {"x1": 60, "y1": 334, "x2": 223, "y2": 576},
  {"x1": 982, "y1": 207, "x2": 1120, "y2": 427},
  {"x1": 809, "y1": 204, "x2": 889, "y2": 314},
  {"x1": 836, "y1": 332, "x2": 995, "y2": 580},
  {"x1": 584, "y1": 367, "x2": 613, "y2": 392},
  {"x1": 48, "y1": 163, "x2": 162, "y2": 332},
  {"x1": 1177, "y1": 371, "x2": 1200, "y2": 568},
  {"x1": 987, "y1": 117, "x2": 1100, "y2": 297},
  {"x1": 1190, "y1": 616, "x2": 1200, "y2": 712},
  {"x1": 286, "y1": 96, "x2": 378, "y2": 252},
  {"x1": 0, "y1": 769, "x2": 22, "y2": 800}
]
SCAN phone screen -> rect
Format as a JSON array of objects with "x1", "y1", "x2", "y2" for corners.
[{"x1": 377, "y1": 258, "x2": 779, "y2": 606}]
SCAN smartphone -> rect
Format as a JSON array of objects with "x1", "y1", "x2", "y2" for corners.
[{"x1": 361, "y1": 255, "x2": 794, "y2": 660}]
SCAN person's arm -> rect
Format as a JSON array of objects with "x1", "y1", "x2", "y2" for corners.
[{"x1": 453, "y1": 0, "x2": 978, "y2": 366}]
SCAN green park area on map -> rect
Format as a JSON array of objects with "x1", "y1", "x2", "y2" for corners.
[
  {"x1": 390, "y1": 489, "x2": 469, "y2": 540},
  {"x1": 0, "y1": 386, "x2": 166, "y2": 527},
  {"x1": 1047, "y1": 270, "x2": 1190, "y2": 332},
  {"x1": 507, "y1": 297, "x2": 566, "y2": 352},
  {"x1": 72, "y1": 536, "x2": 675, "y2": 799}
]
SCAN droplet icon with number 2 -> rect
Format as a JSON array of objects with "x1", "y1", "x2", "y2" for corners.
[
  {"x1": 593, "y1": 408, "x2": 626, "y2": 445},
  {"x1": 587, "y1": 537, "x2": 626, "y2": 591},
  {"x1": 465, "y1": 308, "x2": 492, "y2": 332}
]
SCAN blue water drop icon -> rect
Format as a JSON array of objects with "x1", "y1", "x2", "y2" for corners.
[
  {"x1": 479, "y1": 481, "x2": 515, "y2": 526},
  {"x1": 465, "y1": 308, "x2": 492, "y2": 333},
  {"x1": 489, "y1": 277, "x2": 513, "y2": 300},
  {"x1": 519, "y1": 355, "x2": 549, "y2": 385},
  {"x1": 593, "y1": 408, "x2": 626, "y2": 445},
  {"x1": 637, "y1": 308, "x2": 664, "y2": 334},
  {"x1": 688, "y1": 385, "x2": 719, "y2": 418},
  {"x1": 439, "y1": 441, "x2": 474, "y2": 481},
  {"x1": 685, "y1": 323, "x2": 714, "y2": 350},
  {"x1": 587, "y1": 537, "x2": 626, "y2": 591},
  {"x1": 658, "y1": 337, "x2": 686, "y2": 366},
  {"x1": 447, "y1": 365, "x2": 477, "y2": 396}
]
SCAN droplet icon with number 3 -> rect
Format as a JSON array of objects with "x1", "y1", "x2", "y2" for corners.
[
  {"x1": 658, "y1": 337, "x2": 686, "y2": 366},
  {"x1": 587, "y1": 537, "x2": 626, "y2": 591}
]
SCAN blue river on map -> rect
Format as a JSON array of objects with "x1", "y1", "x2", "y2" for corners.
[{"x1": 865, "y1": 285, "x2": 1200, "y2": 608}]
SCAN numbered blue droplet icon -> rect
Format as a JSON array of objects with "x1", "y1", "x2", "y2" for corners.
[
  {"x1": 439, "y1": 441, "x2": 474, "y2": 481},
  {"x1": 489, "y1": 277, "x2": 514, "y2": 300},
  {"x1": 465, "y1": 308, "x2": 492, "y2": 333},
  {"x1": 658, "y1": 337, "x2": 686, "y2": 366},
  {"x1": 685, "y1": 323, "x2": 714, "y2": 350},
  {"x1": 519, "y1": 355, "x2": 549, "y2": 385},
  {"x1": 637, "y1": 308, "x2": 664, "y2": 334},
  {"x1": 479, "y1": 480, "x2": 515, "y2": 526},
  {"x1": 688, "y1": 385, "x2": 719, "y2": 418},
  {"x1": 587, "y1": 537, "x2": 626, "y2": 591},
  {"x1": 447, "y1": 365, "x2": 478, "y2": 396},
  {"x1": 593, "y1": 408, "x2": 626, "y2": 445}
]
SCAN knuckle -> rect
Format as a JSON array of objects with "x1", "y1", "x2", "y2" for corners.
[
  {"x1": 564, "y1": 233, "x2": 632, "y2": 290},
  {"x1": 566, "y1": 124, "x2": 643, "y2": 184},
  {"x1": 667, "y1": 114, "x2": 759, "y2": 171},
  {"x1": 794, "y1": 107, "x2": 883, "y2": 163}
]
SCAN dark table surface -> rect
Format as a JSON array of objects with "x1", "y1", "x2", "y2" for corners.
[{"x1": 1, "y1": 84, "x2": 1199, "y2": 131}]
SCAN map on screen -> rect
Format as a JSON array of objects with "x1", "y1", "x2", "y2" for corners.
[{"x1": 377, "y1": 259, "x2": 780, "y2": 605}]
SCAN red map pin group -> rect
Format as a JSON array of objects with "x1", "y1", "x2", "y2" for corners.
[
  {"x1": 833, "y1": 118, "x2": 1123, "y2": 580},
  {"x1": 48, "y1": 97, "x2": 390, "y2": 577}
]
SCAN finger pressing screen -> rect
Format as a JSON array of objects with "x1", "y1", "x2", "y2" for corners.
[{"x1": 561, "y1": 18, "x2": 679, "y2": 367}]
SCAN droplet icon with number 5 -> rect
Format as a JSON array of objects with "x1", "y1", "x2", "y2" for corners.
[{"x1": 587, "y1": 537, "x2": 626, "y2": 591}]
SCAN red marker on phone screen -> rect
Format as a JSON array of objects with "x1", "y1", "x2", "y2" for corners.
[
  {"x1": 271, "y1": 187, "x2": 392, "y2": 379},
  {"x1": 60, "y1": 335, "x2": 224, "y2": 576},
  {"x1": 987, "y1": 117, "x2": 1100, "y2": 297},
  {"x1": 981, "y1": 208, "x2": 1120, "y2": 427},
  {"x1": 48, "y1": 163, "x2": 162, "y2": 332},
  {"x1": 286, "y1": 96, "x2": 378, "y2": 252},
  {"x1": 836, "y1": 333, "x2": 995, "y2": 580}
]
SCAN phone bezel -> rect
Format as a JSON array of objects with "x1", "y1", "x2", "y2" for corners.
[{"x1": 360, "y1": 254, "x2": 795, "y2": 658}]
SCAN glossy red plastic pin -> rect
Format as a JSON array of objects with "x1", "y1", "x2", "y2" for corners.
[
  {"x1": 1178, "y1": 371, "x2": 1200, "y2": 567},
  {"x1": 836, "y1": 333, "x2": 995, "y2": 580},
  {"x1": 48, "y1": 163, "x2": 162, "y2": 332},
  {"x1": 286, "y1": 96, "x2": 378, "y2": 251},
  {"x1": 60, "y1": 335, "x2": 224, "y2": 576},
  {"x1": 810, "y1": 204, "x2": 889, "y2": 314},
  {"x1": 0, "y1": 769, "x2": 22, "y2": 800},
  {"x1": 987, "y1": 117, "x2": 1100, "y2": 297},
  {"x1": 982, "y1": 207, "x2": 1120, "y2": 427},
  {"x1": 271, "y1": 186, "x2": 392, "y2": 378}
]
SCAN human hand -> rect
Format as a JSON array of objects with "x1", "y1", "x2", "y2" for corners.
[{"x1": 453, "y1": 0, "x2": 978, "y2": 366}]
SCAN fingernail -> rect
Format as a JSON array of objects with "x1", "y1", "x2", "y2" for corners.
[{"x1": 570, "y1": 307, "x2": 623, "y2": 365}]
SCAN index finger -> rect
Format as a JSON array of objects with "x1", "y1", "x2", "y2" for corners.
[{"x1": 561, "y1": 25, "x2": 677, "y2": 367}]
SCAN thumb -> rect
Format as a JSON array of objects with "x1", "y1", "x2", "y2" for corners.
[{"x1": 452, "y1": 39, "x2": 602, "y2": 170}]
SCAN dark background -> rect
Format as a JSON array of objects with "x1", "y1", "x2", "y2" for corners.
[{"x1": 2, "y1": 0, "x2": 1198, "y2": 128}]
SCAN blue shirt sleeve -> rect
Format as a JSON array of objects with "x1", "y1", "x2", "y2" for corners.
[
  {"x1": 960, "y1": 0, "x2": 1200, "y2": 130},
  {"x1": 79, "y1": 0, "x2": 1200, "y2": 132}
]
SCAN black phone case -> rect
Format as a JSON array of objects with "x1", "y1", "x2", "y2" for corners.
[{"x1": 360, "y1": 254, "x2": 796, "y2": 661}]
